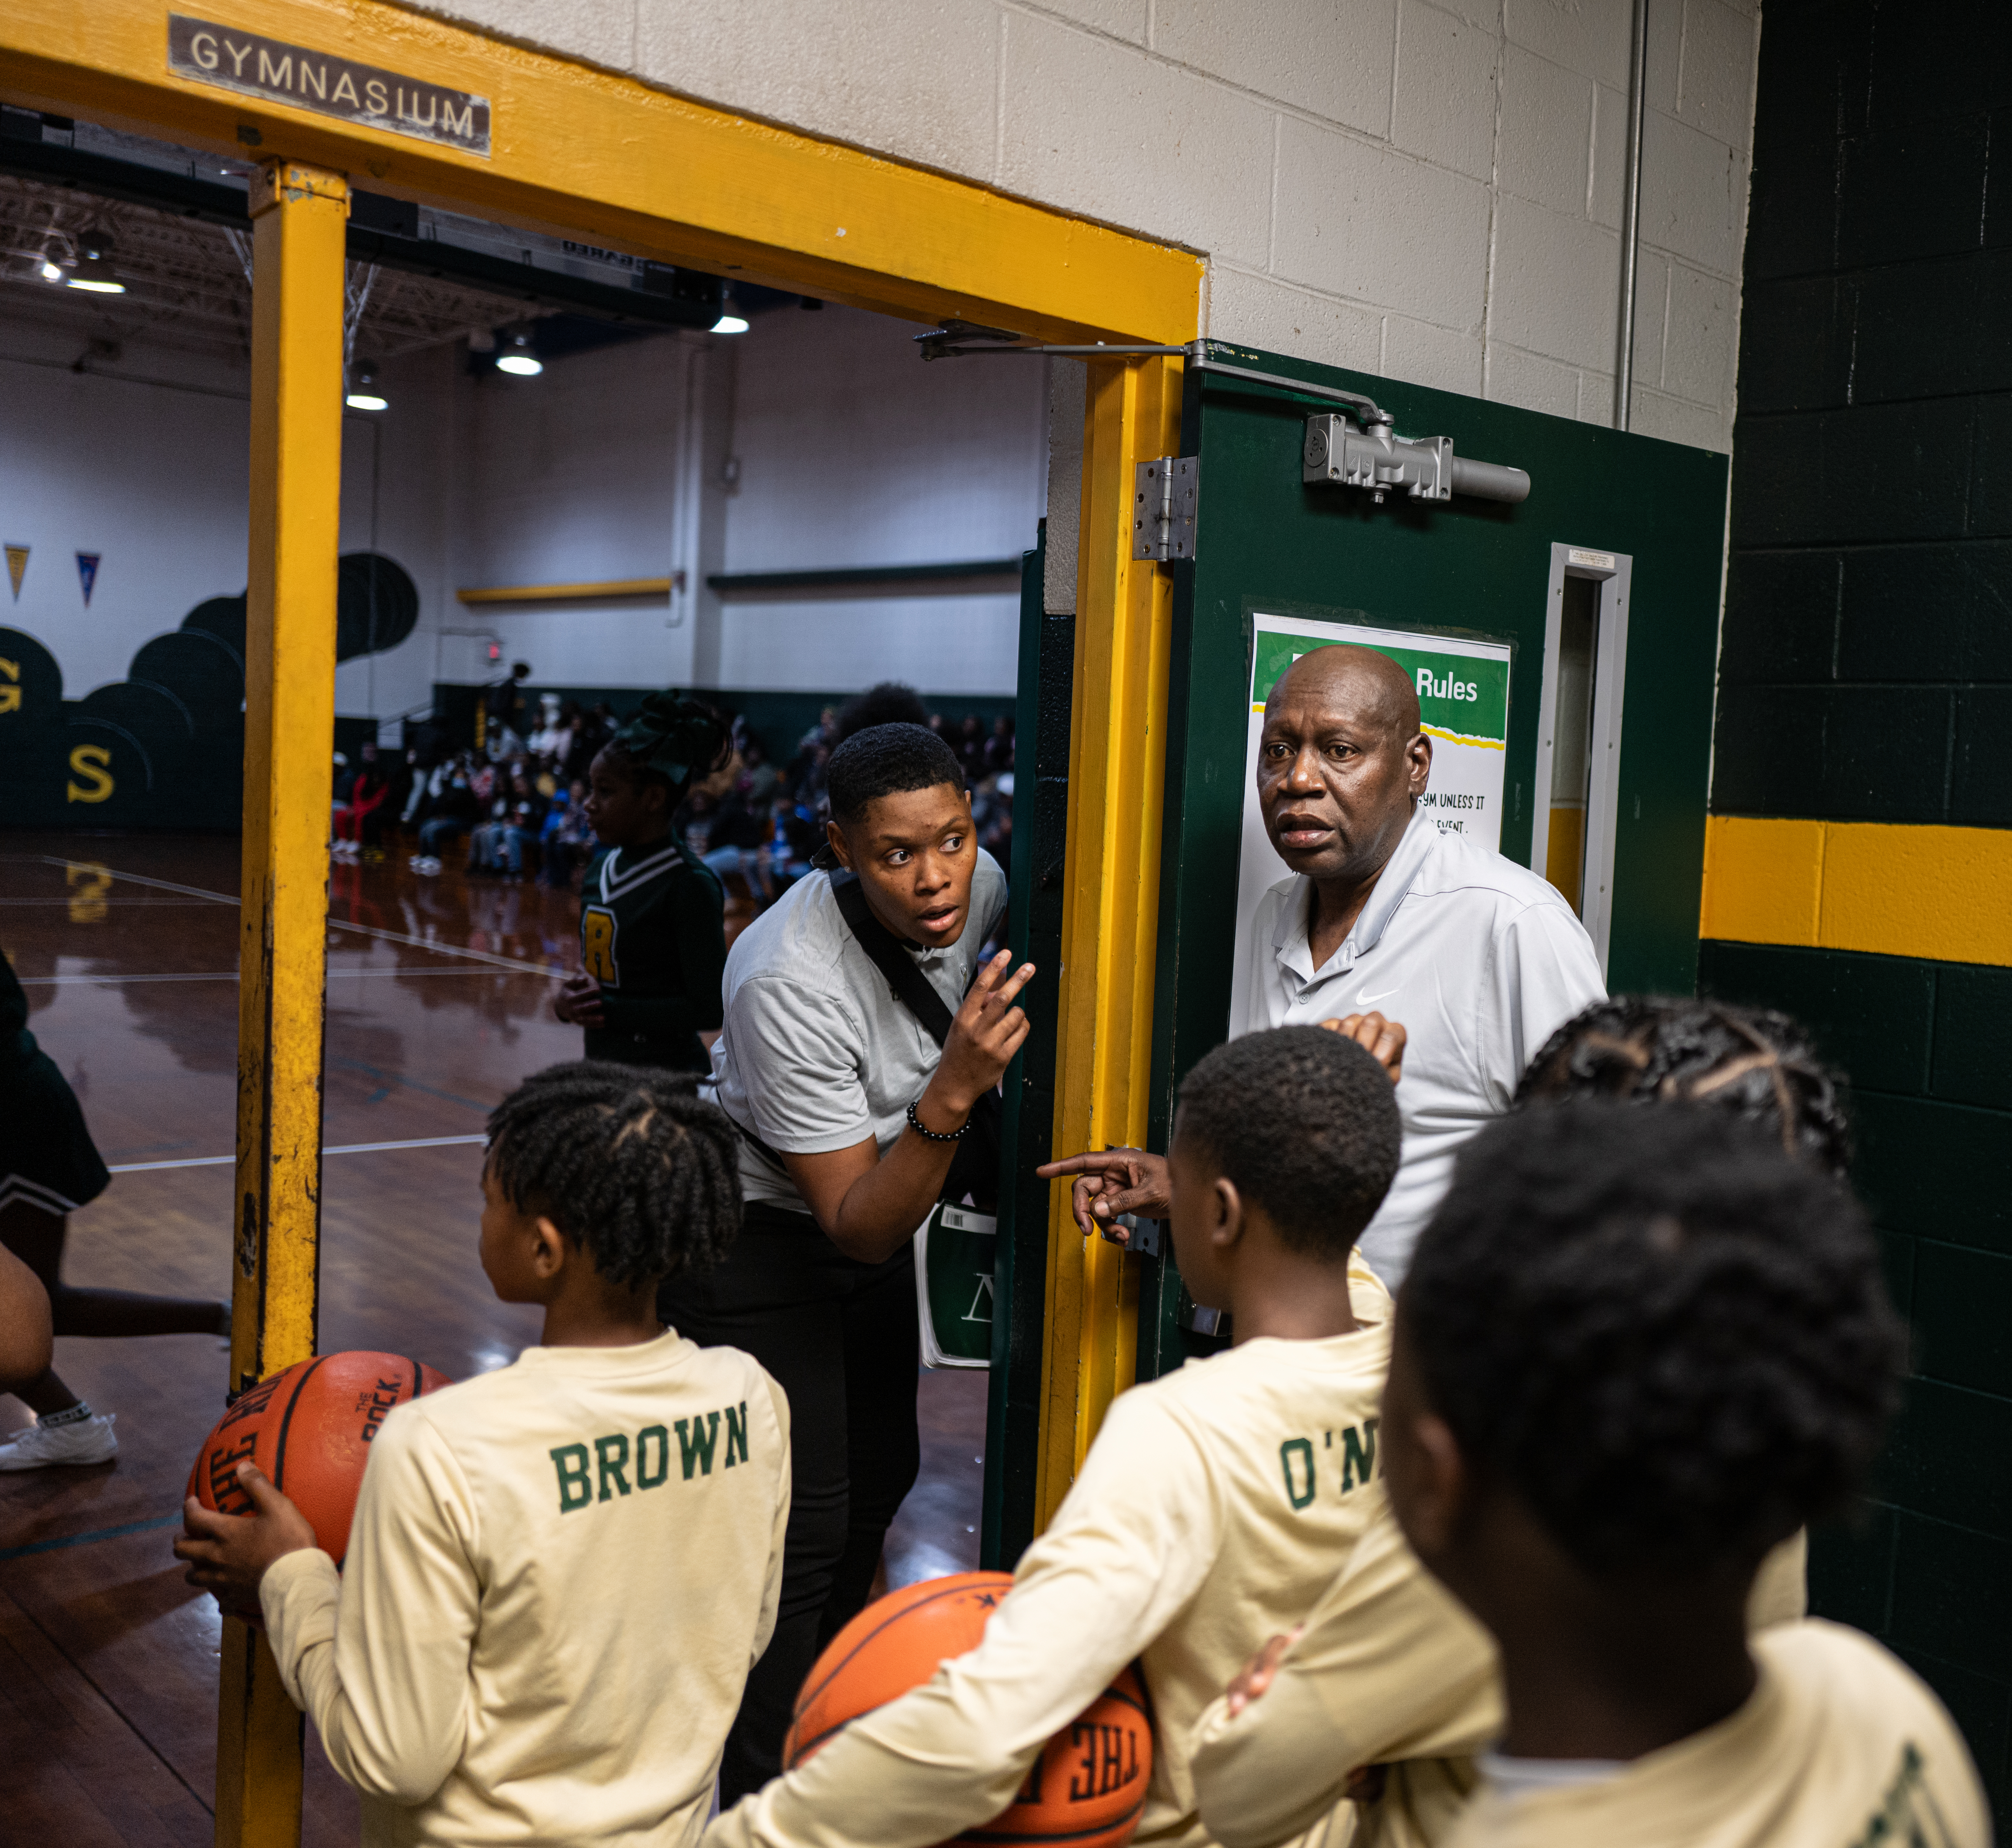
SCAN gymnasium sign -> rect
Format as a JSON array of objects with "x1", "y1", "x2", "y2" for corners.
[
  {"x1": 1225, "y1": 612, "x2": 1514, "y2": 1020},
  {"x1": 167, "y1": 15, "x2": 491, "y2": 156}
]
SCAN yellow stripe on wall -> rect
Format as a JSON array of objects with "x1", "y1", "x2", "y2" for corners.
[{"x1": 1701, "y1": 815, "x2": 2012, "y2": 967}]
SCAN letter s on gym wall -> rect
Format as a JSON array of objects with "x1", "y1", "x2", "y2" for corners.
[
  {"x1": 166, "y1": 14, "x2": 491, "y2": 156},
  {"x1": 67, "y1": 743, "x2": 113, "y2": 804}
]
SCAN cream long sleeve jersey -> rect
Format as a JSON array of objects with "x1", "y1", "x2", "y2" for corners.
[
  {"x1": 1188, "y1": 1522, "x2": 1812, "y2": 1848},
  {"x1": 1190, "y1": 1493, "x2": 1499, "y2": 1848},
  {"x1": 704, "y1": 1266, "x2": 1397, "y2": 1848},
  {"x1": 259, "y1": 1331, "x2": 792, "y2": 1848},
  {"x1": 1447, "y1": 1621, "x2": 1989, "y2": 1848}
]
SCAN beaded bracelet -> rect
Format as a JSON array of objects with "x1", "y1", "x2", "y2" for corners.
[{"x1": 906, "y1": 1098, "x2": 972, "y2": 1142}]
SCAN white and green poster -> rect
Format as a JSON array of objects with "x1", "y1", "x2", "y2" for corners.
[{"x1": 1228, "y1": 612, "x2": 1514, "y2": 1018}]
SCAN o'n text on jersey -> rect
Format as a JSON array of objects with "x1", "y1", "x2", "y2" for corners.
[{"x1": 1278, "y1": 1418, "x2": 1380, "y2": 1509}]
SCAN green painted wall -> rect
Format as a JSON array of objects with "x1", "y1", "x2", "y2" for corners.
[
  {"x1": 1713, "y1": 3, "x2": 2012, "y2": 1827},
  {"x1": 1700, "y1": 943, "x2": 2012, "y2": 1822}
]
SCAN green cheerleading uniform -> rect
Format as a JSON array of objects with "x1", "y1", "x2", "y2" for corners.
[{"x1": 577, "y1": 837, "x2": 728, "y2": 1073}]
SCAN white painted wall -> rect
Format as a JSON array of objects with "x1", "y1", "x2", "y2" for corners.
[
  {"x1": 0, "y1": 298, "x2": 1044, "y2": 718},
  {"x1": 405, "y1": 0, "x2": 1760, "y2": 453},
  {"x1": 0, "y1": 323, "x2": 441, "y2": 724},
  {"x1": 713, "y1": 304, "x2": 1045, "y2": 694},
  {"x1": 446, "y1": 304, "x2": 1044, "y2": 698},
  {"x1": 432, "y1": 331, "x2": 703, "y2": 693},
  {"x1": 335, "y1": 341, "x2": 455, "y2": 726},
  {"x1": 724, "y1": 307, "x2": 1047, "y2": 573},
  {"x1": 0, "y1": 333, "x2": 249, "y2": 702}
]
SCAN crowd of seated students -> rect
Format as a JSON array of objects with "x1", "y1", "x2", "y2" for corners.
[
  {"x1": 670, "y1": 688, "x2": 1015, "y2": 908},
  {"x1": 331, "y1": 680, "x2": 1014, "y2": 902}
]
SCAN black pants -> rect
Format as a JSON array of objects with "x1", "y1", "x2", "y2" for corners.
[{"x1": 658, "y1": 1202, "x2": 920, "y2": 1804}]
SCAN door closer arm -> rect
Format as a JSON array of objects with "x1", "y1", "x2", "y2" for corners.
[{"x1": 917, "y1": 321, "x2": 1529, "y2": 506}]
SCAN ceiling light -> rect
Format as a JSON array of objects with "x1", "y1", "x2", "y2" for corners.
[
  {"x1": 40, "y1": 260, "x2": 62, "y2": 282},
  {"x1": 496, "y1": 330, "x2": 542, "y2": 376},
  {"x1": 67, "y1": 246, "x2": 124, "y2": 293},
  {"x1": 711, "y1": 312, "x2": 750, "y2": 334},
  {"x1": 346, "y1": 392, "x2": 389, "y2": 410}
]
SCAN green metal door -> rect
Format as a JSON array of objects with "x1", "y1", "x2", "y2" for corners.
[{"x1": 1137, "y1": 343, "x2": 1731, "y2": 1377}]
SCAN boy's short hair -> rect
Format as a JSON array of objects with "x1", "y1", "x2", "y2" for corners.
[
  {"x1": 486, "y1": 1062, "x2": 743, "y2": 1288},
  {"x1": 1518, "y1": 994, "x2": 1850, "y2": 1178},
  {"x1": 827, "y1": 723, "x2": 964, "y2": 825},
  {"x1": 1405, "y1": 1100, "x2": 1904, "y2": 1578},
  {"x1": 1174, "y1": 1027, "x2": 1400, "y2": 1258}
]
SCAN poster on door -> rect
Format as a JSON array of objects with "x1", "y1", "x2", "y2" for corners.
[{"x1": 1227, "y1": 612, "x2": 1514, "y2": 1023}]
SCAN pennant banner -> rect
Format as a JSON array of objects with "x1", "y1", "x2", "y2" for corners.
[
  {"x1": 76, "y1": 552, "x2": 100, "y2": 607},
  {"x1": 4, "y1": 545, "x2": 25, "y2": 603}
]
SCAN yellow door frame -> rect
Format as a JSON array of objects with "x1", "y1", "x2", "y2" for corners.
[
  {"x1": 3, "y1": 2, "x2": 1198, "y2": 343},
  {"x1": 213, "y1": 155, "x2": 350, "y2": 1848},
  {"x1": 2, "y1": 5, "x2": 1196, "y2": 1837},
  {"x1": 1038, "y1": 356, "x2": 1182, "y2": 1522}
]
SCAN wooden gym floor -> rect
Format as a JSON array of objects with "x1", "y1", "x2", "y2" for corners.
[{"x1": 0, "y1": 833, "x2": 985, "y2": 1846}]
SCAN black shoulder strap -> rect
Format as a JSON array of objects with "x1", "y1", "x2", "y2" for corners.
[
  {"x1": 729, "y1": 1113, "x2": 792, "y2": 1175},
  {"x1": 830, "y1": 871, "x2": 956, "y2": 1048}
]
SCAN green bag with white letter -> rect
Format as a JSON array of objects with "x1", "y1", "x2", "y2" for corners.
[{"x1": 915, "y1": 1203, "x2": 997, "y2": 1369}]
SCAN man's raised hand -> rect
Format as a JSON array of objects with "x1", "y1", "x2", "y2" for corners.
[
  {"x1": 1034, "y1": 1146, "x2": 1171, "y2": 1243},
  {"x1": 1318, "y1": 1011, "x2": 1406, "y2": 1084}
]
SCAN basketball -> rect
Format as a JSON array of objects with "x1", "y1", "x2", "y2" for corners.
[
  {"x1": 186, "y1": 1351, "x2": 453, "y2": 1566},
  {"x1": 785, "y1": 1570, "x2": 1152, "y2": 1848}
]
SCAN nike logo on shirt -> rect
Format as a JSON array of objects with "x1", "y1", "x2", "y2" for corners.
[{"x1": 1355, "y1": 986, "x2": 1400, "y2": 1006}]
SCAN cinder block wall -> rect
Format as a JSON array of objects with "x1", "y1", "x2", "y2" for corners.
[
  {"x1": 403, "y1": 0, "x2": 1760, "y2": 449},
  {"x1": 1704, "y1": 1, "x2": 2012, "y2": 1827}
]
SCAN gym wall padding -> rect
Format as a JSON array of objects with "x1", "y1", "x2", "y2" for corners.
[
  {"x1": 1709, "y1": 3, "x2": 2012, "y2": 1828},
  {"x1": 0, "y1": 553, "x2": 417, "y2": 830}
]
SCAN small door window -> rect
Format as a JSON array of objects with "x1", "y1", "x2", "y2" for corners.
[{"x1": 1545, "y1": 573, "x2": 1600, "y2": 915}]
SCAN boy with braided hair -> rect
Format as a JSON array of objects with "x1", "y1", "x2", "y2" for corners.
[
  {"x1": 1515, "y1": 994, "x2": 1849, "y2": 1175},
  {"x1": 177, "y1": 1062, "x2": 789, "y2": 1848}
]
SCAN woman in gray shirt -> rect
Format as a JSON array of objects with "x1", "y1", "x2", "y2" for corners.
[{"x1": 664, "y1": 723, "x2": 1032, "y2": 1803}]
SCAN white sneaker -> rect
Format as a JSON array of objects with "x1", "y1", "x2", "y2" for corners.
[{"x1": 0, "y1": 1411, "x2": 118, "y2": 1469}]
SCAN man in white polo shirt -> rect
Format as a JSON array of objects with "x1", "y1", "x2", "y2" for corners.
[{"x1": 1042, "y1": 644, "x2": 1604, "y2": 1286}]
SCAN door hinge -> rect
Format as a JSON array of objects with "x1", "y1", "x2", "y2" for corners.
[
  {"x1": 1132, "y1": 455, "x2": 1199, "y2": 562},
  {"x1": 1113, "y1": 1212, "x2": 1161, "y2": 1257}
]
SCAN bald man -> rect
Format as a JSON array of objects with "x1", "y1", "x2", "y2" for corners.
[{"x1": 1043, "y1": 644, "x2": 1604, "y2": 1286}]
